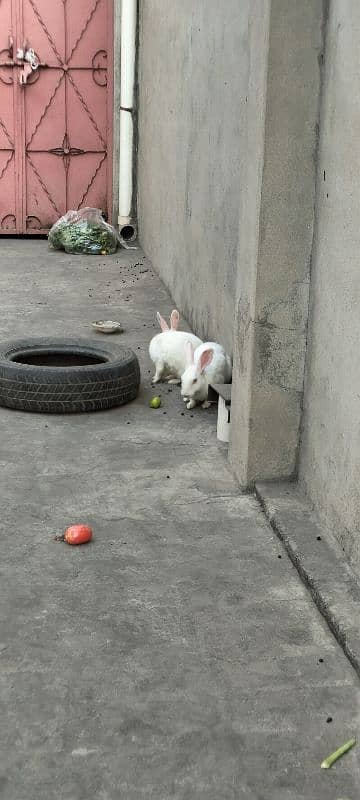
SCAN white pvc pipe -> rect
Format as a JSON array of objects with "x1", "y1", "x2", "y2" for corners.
[
  {"x1": 119, "y1": 113, "x2": 133, "y2": 221},
  {"x1": 118, "y1": 0, "x2": 137, "y2": 230}
]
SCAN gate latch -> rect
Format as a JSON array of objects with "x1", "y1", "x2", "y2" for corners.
[{"x1": 17, "y1": 46, "x2": 39, "y2": 84}]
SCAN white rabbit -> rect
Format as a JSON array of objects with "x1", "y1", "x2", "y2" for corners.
[
  {"x1": 149, "y1": 309, "x2": 203, "y2": 384},
  {"x1": 181, "y1": 341, "x2": 232, "y2": 409}
]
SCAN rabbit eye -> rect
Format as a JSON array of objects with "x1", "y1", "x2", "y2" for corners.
[{"x1": 193, "y1": 378, "x2": 197, "y2": 384}]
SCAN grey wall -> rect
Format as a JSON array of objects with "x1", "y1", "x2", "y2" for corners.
[
  {"x1": 230, "y1": 0, "x2": 324, "y2": 484},
  {"x1": 137, "y1": 0, "x2": 250, "y2": 353},
  {"x1": 300, "y1": 1, "x2": 360, "y2": 568},
  {"x1": 137, "y1": 0, "x2": 336, "y2": 493},
  {"x1": 228, "y1": 0, "x2": 270, "y2": 482}
]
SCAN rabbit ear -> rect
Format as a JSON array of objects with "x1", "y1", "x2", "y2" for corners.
[
  {"x1": 156, "y1": 312, "x2": 169, "y2": 332},
  {"x1": 185, "y1": 340, "x2": 195, "y2": 365},
  {"x1": 170, "y1": 310, "x2": 180, "y2": 330},
  {"x1": 199, "y1": 348, "x2": 213, "y2": 373}
]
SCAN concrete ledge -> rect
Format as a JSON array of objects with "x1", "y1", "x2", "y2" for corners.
[
  {"x1": 209, "y1": 383, "x2": 232, "y2": 403},
  {"x1": 255, "y1": 480, "x2": 360, "y2": 678}
]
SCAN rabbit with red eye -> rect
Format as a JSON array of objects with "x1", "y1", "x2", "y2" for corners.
[
  {"x1": 181, "y1": 341, "x2": 232, "y2": 409},
  {"x1": 149, "y1": 309, "x2": 203, "y2": 384}
]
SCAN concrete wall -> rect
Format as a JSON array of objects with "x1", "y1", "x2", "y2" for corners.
[
  {"x1": 229, "y1": 0, "x2": 324, "y2": 484},
  {"x1": 300, "y1": 1, "x2": 360, "y2": 568},
  {"x1": 137, "y1": 0, "x2": 250, "y2": 353},
  {"x1": 227, "y1": 1, "x2": 270, "y2": 483},
  {"x1": 137, "y1": 0, "x2": 327, "y2": 489}
]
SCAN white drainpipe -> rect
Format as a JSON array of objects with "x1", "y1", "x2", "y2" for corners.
[{"x1": 118, "y1": 0, "x2": 137, "y2": 241}]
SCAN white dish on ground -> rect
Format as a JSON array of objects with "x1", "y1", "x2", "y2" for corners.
[{"x1": 91, "y1": 320, "x2": 124, "y2": 334}]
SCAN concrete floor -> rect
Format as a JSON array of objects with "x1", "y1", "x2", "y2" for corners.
[{"x1": 0, "y1": 241, "x2": 359, "y2": 800}]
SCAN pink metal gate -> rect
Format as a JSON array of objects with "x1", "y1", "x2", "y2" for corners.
[{"x1": 0, "y1": 0, "x2": 113, "y2": 234}]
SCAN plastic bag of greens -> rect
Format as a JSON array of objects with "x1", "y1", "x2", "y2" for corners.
[{"x1": 48, "y1": 208, "x2": 118, "y2": 255}]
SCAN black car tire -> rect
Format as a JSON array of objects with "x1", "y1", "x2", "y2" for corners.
[{"x1": 0, "y1": 338, "x2": 140, "y2": 413}]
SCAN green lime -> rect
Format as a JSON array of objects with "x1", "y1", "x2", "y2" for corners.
[{"x1": 150, "y1": 396, "x2": 161, "y2": 409}]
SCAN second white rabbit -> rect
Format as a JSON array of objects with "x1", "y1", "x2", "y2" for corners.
[{"x1": 181, "y1": 341, "x2": 232, "y2": 409}]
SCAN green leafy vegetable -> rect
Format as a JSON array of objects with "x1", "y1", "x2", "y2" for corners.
[{"x1": 48, "y1": 209, "x2": 118, "y2": 255}]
